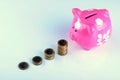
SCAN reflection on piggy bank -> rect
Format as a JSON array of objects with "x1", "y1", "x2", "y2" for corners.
[{"x1": 70, "y1": 8, "x2": 112, "y2": 50}]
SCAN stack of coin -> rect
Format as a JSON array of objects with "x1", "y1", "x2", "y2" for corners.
[
  {"x1": 32, "y1": 56, "x2": 42, "y2": 65},
  {"x1": 57, "y1": 39, "x2": 68, "y2": 56},
  {"x1": 44, "y1": 48, "x2": 55, "y2": 60}
]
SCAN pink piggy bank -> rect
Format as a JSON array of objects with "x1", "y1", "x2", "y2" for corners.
[{"x1": 70, "y1": 8, "x2": 112, "y2": 50}]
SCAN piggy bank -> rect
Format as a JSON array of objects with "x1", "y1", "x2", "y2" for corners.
[{"x1": 70, "y1": 8, "x2": 112, "y2": 50}]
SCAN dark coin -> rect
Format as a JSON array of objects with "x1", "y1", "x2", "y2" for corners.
[
  {"x1": 58, "y1": 39, "x2": 68, "y2": 56},
  {"x1": 18, "y1": 62, "x2": 29, "y2": 70},
  {"x1": 32, "y1": 56, "x2": 42, "y2": 65},
  {"x1": 44, "y1": 48, "x2": 55, "y2": 60}
]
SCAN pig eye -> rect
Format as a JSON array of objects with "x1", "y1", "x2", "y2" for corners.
[
  {"x1": 72, "y1": 27, "x2": 77, "y2": 32},
  {"x1": 72, "y1": 26, "x2": 77, "y2": 32},
  {"x1": 85, "y1": 13, "x2": 97, "y2": 19},
  {"x1": 75, "y1": 29, "x2": 77, "y2": 32}
]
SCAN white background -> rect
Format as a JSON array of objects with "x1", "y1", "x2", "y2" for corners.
[{"x1": 0, "y1": 0, "x2": 120, "y2": 80}]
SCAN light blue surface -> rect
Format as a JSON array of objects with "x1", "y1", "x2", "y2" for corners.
[{"x1": 0, "y1": 0, "x2": 120, "y2": 80}]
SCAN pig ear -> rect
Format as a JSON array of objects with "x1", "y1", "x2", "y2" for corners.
[
  {"x1": 72, "y1": 8, "x2": 81, "y2": 16},
  {"x1": 101, "y1": 9, "x2": 109, "y2": 14}
]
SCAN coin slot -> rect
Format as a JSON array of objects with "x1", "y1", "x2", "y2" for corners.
[{"x1": 85, "y1": 13, "x2": 97, "y2": 19}]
